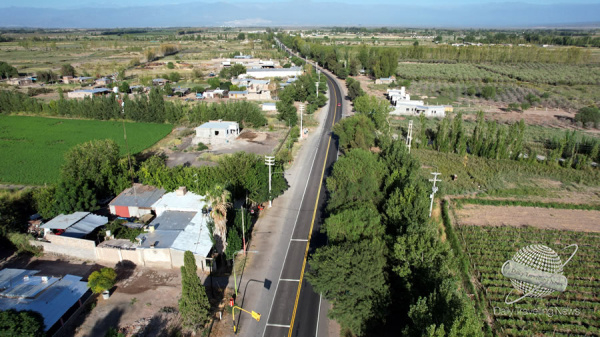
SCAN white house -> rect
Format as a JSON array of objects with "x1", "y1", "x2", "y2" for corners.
[
  {"x1": 192, "y1": 120, "x2": 240, "y2": 145},
  {"x1": 262, "y1": 102, "x2": 277, "y2": 112}
]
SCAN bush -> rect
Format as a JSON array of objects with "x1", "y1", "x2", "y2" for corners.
[
  {"x1": 196, "y1": 143, "x2": 208, "y2": 151},
  {"x1": 481, "y1": 86, "x2": 496, "y2": 100},
  {"x1": 88, "y1": 267, "x2": 117, "y2": 294},
  {"x1": 575, "y1": 106, "x2": 600, "y2": 129},
  {"x1": 0, "y1": 309, "x2": 45, "y2": 337},
  {"x1": 7, "y1": 233, "x2": 42, "y2": 256}
]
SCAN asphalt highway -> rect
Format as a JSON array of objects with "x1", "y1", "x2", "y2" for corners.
[{"x1": 262, "y1": 42, "x2": 343, "y2": 337}]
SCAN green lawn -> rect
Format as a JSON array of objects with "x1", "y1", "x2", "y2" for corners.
[{"x1": 0, "y1": 116, "x2": 172, "y2": 185}]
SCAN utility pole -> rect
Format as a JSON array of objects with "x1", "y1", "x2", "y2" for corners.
[
  {"x1": 265, "y1": 156, "x2": 275, "y2": 208},
  {"x1": 407, "y1": 120, "x2": 413, "y2": 153},
  {"x1": 241, "y1": 205, "x2": 246, "y2": 255},
  {"x1": 429, "y1": 172, "x2": 441, "y2": 217},
  {"x1": 299, "y1": 104, "x2": 304, "y2": 139},
  {"x1": 315, "y1": 81, "x2": 319, "y2": 99}
]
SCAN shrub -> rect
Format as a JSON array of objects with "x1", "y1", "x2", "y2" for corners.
[
  {"x1": 196, "y1": 143, "x2": 208, "y2": 151},
  {"x1": 88, "y1": 268, "x2": 117, "y2": 294},
  {"x1": 7, "y1": 233, "x2": 42, "y2": 256},
  {"x1": 575, "y1": 106, "x2": 600, "y2": 129}
]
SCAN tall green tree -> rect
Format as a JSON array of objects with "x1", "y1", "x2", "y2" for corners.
[
  {"x1": 60, "y1": 64, "x2": 76, "y2": 77},
  {"x1": 332, "y1": 114, "x2": 376, "y2": 153},
  {"x1": 179, "y1": 251, "x2": 211, "y2": 331},
  {"x1": 0, "y1": 309, "x2": 45, "y2": 337},
  {"x1": 0, "y1": 61, "x2": 18, "y2": 79}
]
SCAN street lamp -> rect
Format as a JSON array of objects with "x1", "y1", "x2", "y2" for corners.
[{"x1": 264, "y1": 156, "x2": 275, "y2": 208}]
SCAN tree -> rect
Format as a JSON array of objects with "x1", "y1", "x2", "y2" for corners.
[
  {"x1": 179, "y1": 251, "x2": 211, "y2": 331},
  {"x1": 346, "y1": 77, "x2": 365, "y2": 101},
  {"x1": 332, "y1": 114, "x2": 376, "y2": 152},
  {"x1": 207, "y1": 184, "x2": 231, "y2": 255},
  {"x1": 0, "y1": 309, "x2": 45, "y2": 337},
  {"x1": 326, "y1": 149, "x2": 386, "y2": 211},
  {"x1": 88, "y1": 267, "x2": 117, "y2": 294},
  {"x1": 118, "y1": 81, "x2": 130, "y2": 93},
  {"x1": 575, "y1": 106, "x2": 600, "y2": 128},
  {"x1": 353, "y1": 94, "x2": 391, "y2": 130},
  {"x1": 167, "y1": 62, "x2": 175, "y2": 69},
  {"x1": 480, "y1": 86, "x2": 496, "y2": 100},
  {"x1": 307, "y1": 239, "x2": 390, "y2": 336},
  {"x1": 60, "y1": 64, "x2": 76, "y2": 77},
  {"x1": 323, "y1": 206, "x2": 384, "y2": 244},
  {"x1": 37, "y1": 70, "x2": 58, "y2": 84},
  {"x1": 237, "y1": 32, "x2": 246, "y2": 40},
  {"x1": 0, "y1": 61, "x2": 18, "y2": 79}
]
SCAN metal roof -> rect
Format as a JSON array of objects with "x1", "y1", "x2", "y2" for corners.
[
  {"x1": 41, "y1": 212, "x2": 89, "y2": 229},
  {"x1": 262, "y1": 103, "x2": 276, "y2": 106},
  {"x1": 229, "y1": 91, "x2": 248, "y2": 95},
  {"x1": 0, "y1": 269, "x2": 88, "y2": 331},
  {"x1": 171, "y1": 212, "x2": 213, "y2": 257},
  {"x1": 196, "y1": 121, "x2": 239, "y2": 130},
  {"x1": 110, "y1": 184, "x2": 166, "y2": 208},
  {"x1": 63, "y1": 213, "x2": 108, "y2": 238},
  {"x1": 71, "y1": 88, "x2": 111, "y2": 94},
  {"x1": 247, "y1": 66, "x2": 302, "y2": 73},
  {"x1": 149, "y1": 211, "x2": 196, "y2": 231},
  {"x1": 153, "y1": 78, "x2": 168, "y2": 82},
  {"x1": 137, "y1": 229, "x2": 180, "y2": 249}
]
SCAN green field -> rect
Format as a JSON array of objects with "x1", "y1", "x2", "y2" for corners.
[{"x1": 0, "y1": 116, "x2": 172, "y2": 185}]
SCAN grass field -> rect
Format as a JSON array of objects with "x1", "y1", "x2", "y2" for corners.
[{"x1": 0, "y1": 115, "x2": 172, "y2": 185}]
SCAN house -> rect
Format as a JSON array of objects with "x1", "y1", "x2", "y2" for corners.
[
  {"x1": 95, "y1": 77, "x2": 113, "y2": 86},
  {"x1": 203, "y1": 88, "x2": 228, "y2": 99},
  {"x1": 0, "y1": 268, "x2": 90, "y2": 333},
  {"x1": 173, "y1": 87, "x2": 190, "y2": 96},
  {"x1": 66, "y1": 76, "x2": 94, "y2": 84},
  {"x1": 246, "y1": 66, "x2": 303, "y2": 79},
  {"x1": 67, "y1": 88, "x2": 112, "y2": 99},
  {"x1": 62, "y1": 76, "x2": 74, "y2": 84},
  {"x1": 40, "y1": 212, "x2": 108, "y2": 238},
  {"x1": 229, "y1": 90, "x2": 248, "y2": 99},
  {"x1": 152, "y1": 78, "x2": 169, "y2": 86},
  {"x1": 109, "y1": 184, "x2": 166, "y2": 218},
  {"x1": 7, "y1": 77, "x2": 33, "y2": 86},
  {"x1": 387, "y1": 86, "x2": 451, "y2": 118},
  {"x1": 262, "y1": 102, "x2": 277, "y2": 112},
  {"x1": 192, "y1": 120, "x2": 239, "y2": 145},
  {"x1": 135, "y1": 187, "x2": 214, "y2": 269},
  {"x1": 375, "y1": 76, "x2": 395, "y2": 85},
  {"x1": 196, "y1": 92, "x2": 204, "y2": 100},
  {"x1": 234, "y1": 54, "x2": 252, "y2": 59}
]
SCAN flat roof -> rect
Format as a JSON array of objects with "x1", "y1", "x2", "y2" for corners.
[
  {"x1": 149, "y1": 211, "x2": 196, "y2": 231},
  {"x1": 247, "y1": 66, "x2": 302, "y2": 73},
  {"x1": 110, "y1": 184, "x2": 166, "y2": 208},
  {"x1": 152, "y1": 190, "x2": 208, "y2": 215},
  {"x1": 70, "y1": 88, "x2": 111, "y2": 94},
  {"x1": 171, "y1": 212, "x2": 212, "y2": 257},
  {"x1": 41, "y1": 212, "x2": 89, "y2": 229},
  {"x1": 0, "y1": 269, "x2": 88, "y2": 331},
  {"x1": 41, "y1": 212, "x2": 108, "y2": 237},
  {"x1": 229, "y1": 91, "x2": 248, "y2": 95},
  {"x1": 196, "y1": 121, "x2": 239, "y2": 130},
  {"x1": 262, "y1": 103, "x2": 276, "y2": 106}
]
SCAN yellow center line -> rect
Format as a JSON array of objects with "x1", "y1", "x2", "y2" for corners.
[{"x1": 287, "y1": 76, "x2": 338, "y2": 337}]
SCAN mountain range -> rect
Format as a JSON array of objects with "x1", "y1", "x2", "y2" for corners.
[{"x1": 1, "y1": 2, "x2": 599, "y2": 28}]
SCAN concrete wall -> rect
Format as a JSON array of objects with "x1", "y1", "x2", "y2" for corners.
[
  {"x1": 32, "y1": 236, "x2": 209, "y2": 271},
  {"x1": 31, "y1": 235, "x2": 97, "y2": 261}
]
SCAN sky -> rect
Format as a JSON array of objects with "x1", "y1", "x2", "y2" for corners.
[
  {"x1": 0, "y1": 1, "x2": 599, "y2": 28},
  {"x1": 3, "y1": 0, "x2": 600, "y2": 8}
]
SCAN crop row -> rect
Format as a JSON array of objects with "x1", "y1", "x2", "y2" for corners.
[
  {"x1": 456, "y1": 225, "x2": 600, "y2": 336},
  {"x1": 477, "y1": 63, "x2": 600, "y2": 85},
  {"x1": 396, "y1": 63, "x2": 511, "y2": 82}
]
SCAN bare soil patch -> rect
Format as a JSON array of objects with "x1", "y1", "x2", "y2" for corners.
[{"x1": 455, "y1": 204, "x2": 600, "y2": 232}]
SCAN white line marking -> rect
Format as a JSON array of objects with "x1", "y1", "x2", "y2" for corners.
[
  {"x1": 266, "y1": 323, "x2": 291, "y2": 328},
  {"x1": 291, "y1": 239, "x2": 308, "y2": 242},
  {"x1": 315, "y1": 293, "x2": 322, "y2": 337},
  {"x1": 279, "y1": 279, "x2": 300, "y2": 282},
  {"x1": 262, "y1": 94, "x2": 327, "y2": 337}
]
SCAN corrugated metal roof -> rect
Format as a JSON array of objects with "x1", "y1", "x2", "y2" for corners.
[
  {"x1": 110, "y1": 184, "x2": 166, "y2": 208},
  {"x1": 195, "y1": 121, "x2": 239, "y2": 130},
  {"x1": 63, "y1": 213, "x2": 108, "y2": 238},
  {"x1": 262, "y1": 103, "x2": 276, "y2": 106},
  {"x1": 247, "y1": 66, "x2": 302, "y2": 73},
  {"x1": 71, "y1": 88, "x2": 111, "y2": 94},
  {"x1": 0, "y1": 269, "x2": 39, "y2": 291},
  {"x1": 0, "y1": 269, "x2": 88, "y2": 331},
  {"x1": 171, "y1": 212, "x2": 212, "y2": 257},
  {"x1": 229, "y1": 91, "x2": 248, "y2": 95},
  {"x1": 41, "y1": 212, "x2": 89, "y2": 229},
  {"x1": 0, "y1": 274, "x2": 59, "y2": 299}
]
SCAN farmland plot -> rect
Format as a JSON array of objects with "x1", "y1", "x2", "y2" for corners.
[
  {"x1": 456, "y1": 225, "x2": 600, "y2": 336},
  {"x1": 0, "y1": 116, "x2": 172, "y2": 185}
]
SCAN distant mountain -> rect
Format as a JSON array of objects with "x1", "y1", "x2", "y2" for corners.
[{"x1": 1, "y1": 2, "x2": 599, "y2": 28}]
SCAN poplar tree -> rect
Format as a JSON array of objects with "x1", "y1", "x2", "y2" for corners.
[{"x1": 179, "y1": 251, "x2": 211, "y2": 331}]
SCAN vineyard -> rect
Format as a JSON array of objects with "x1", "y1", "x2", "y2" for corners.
[
  {"x1": 455, "y1": 224, "x2": 600, "y2": 336},
  {"x1": 0, "y1": 115, "x2": 172, "y2": 185},
  {"x1": 396, "y1": 63, "x2": 511, "y2": 82}
]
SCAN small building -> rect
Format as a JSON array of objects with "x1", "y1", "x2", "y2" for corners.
[
  {"x1": 234, "y1": 55, "x2": 252, "y2": 59},
  {"x1": 7, "y1": 77, "x2": 33, "y2": 86},
  {"x1": 40, "y1": 212, "x2": 108, "y2": 238},
  {"x1": 95, "y1": 77, "x2": 113, "y2": 86},
  {"x1": 173, "y1": 87, "x2": 190, "y2": 96},
  {"x1": 229, "y1": 90, "x2": 248, "y2": 99},
  {"x1": 109, "y1": 184, "x2": 166, "y2": 218},
  {"x1": 62, "y1": 76, "x2": 74, "y2": 84},
  {"x1": 261, "y1": 102, "x2": 277, "y2": 112},
  {"x1": 246, "y1": 66, "x2": 303, "y2": 79},
  {"x1": 152, "y1": 78, "x2": 169, "y2": 86},
  {"x1": 192, "y1": 120, "x2": 240, "y2": 145},
  {"x1": 203, "y1": 88, "x2": 228, "y2": 99},
  {"x1": 0, "y1": 268, "x2": 90, "y2": 333},
  {"x1": 375, "y1": 76, "x2": 395, "y2": 85},
  {"x1": 196, "y1": 92, "x2": 204, "y2": 100},
  {"x1": 67, "y1": 88, "x2": 112, "y2": 99}
]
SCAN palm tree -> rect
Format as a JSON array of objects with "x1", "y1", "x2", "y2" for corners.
[{"x1": 207, "y1": 184, "x2": 231, "y2": 255}]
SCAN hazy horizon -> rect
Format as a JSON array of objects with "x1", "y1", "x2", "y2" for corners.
[{"x1": 1, "y1": 1, "x2": 600, "y2": 29}]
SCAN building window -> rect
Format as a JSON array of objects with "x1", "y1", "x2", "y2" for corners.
[{"x1": 215, "y1": 131, "x2": 219, "y2": 136}]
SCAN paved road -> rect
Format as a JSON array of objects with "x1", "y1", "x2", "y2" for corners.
[{"x1": 261, "y1": 41, "x2": 343, "y2": 337}]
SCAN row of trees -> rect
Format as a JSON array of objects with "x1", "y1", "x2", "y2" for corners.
[
  {"x1": 307, "y1": 125, "x2": 484, "y2": 336},
  {"x1": 276, "y1": 67, "x2": 327, "y2": 126},
  {"x1": 0, "y1": 89, "x2": 268, "y2": 127}
]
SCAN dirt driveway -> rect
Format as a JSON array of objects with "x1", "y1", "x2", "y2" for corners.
[{"x1": 455, "y1": 204, "x2": 600, "y2": 232}]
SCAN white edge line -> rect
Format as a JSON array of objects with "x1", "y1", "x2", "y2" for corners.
[
  {"x1": 290, "y1": 239, "x2": 308, "y2": 242},
  {"x1": 280, "y1": 279, "x2": 300, "y2": 282},
  {"x1": 261, "y1": 81, "x2": 330, "y2": 337},
  {"x1": 315, "y1": 293, "x2": 322, "y2": 337},
  {"x1": 266, "y1": 323, "x2": 291, "y2": 328}
]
